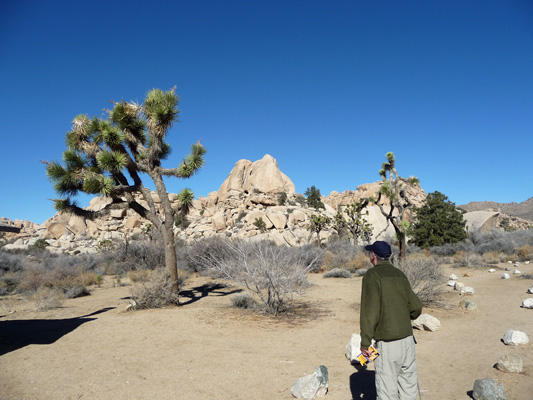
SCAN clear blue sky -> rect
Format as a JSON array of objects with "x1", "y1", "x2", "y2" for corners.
[{"x1": 1, "y1": 1, "x2": 532, "y2": 225}]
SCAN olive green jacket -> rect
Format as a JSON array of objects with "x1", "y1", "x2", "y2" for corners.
[{"x1": 360, "y1": 260, "x2": 422, "y2": 348}]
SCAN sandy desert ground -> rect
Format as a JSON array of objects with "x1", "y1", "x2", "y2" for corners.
[{"x1": 1, "y1": 262, "x2": 532, "y2": 400}]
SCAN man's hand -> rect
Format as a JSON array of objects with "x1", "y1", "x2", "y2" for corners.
[{"x1": 360, "y1": 348, "x2": 372, "y2": 358}]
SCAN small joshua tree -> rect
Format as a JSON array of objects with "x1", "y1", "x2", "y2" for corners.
[
  {"x1": 343, "y1": 200, "x2": 373, "y2": 246},
  {"x1": 368, "y1": 152, "x2": 419, "y2": 260},
  {"x1": 44, "y1": 87, "x2": 206, "y2": 294},
  {"x1": 308, "y1": 213, "x2": 330, "y2": 246}
]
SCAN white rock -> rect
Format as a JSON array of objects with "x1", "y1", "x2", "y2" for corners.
[
  {"x1": 501, "y1": 273, "x2": 510, "y2": 279},
  {"x1": 496, "y1": 354, "x2": 523, "y2": 373},
  {"x1": 508, "y1": 261, "x2": 512, "y2": 264},
  {"x1": 291, "y1": 365, "x2": 329, "y2": 399},
  {"x1": 413, "y1": 314, "x2": 441, "y2": 332},
  {"x1": 447, "y1": 281, "x2": 456, "y2": 287},
  {"x1": 522, "y1": 298, "x2": 533, "y2": 309},
  {"x1": 513, "y1": 269, "x2": 521, "y2": 274},
  {"x1": 460, "y1": 286, "x2": 475, "y2": 295},
  {"x1": 449, "y1": 274, "x2": 458, "y2": 280},
  {"x1": 345, "y1": 334, "x2": 362, "y2": 362},
  {"x1": 502, "y1": 330, "x2": 529, "y2": 346},
  {"x1": 527, "y1": 286, "x2": 533, "y2": 295},
  {"x1": 488, "y1": 269, "x2": 496, "y2": 273},
  {"x1": 454, "y1": 282, "x2": 465, "y2": 291},
  {"x1": 525, "y1": 261, "x2": 530, "y2": 264}
]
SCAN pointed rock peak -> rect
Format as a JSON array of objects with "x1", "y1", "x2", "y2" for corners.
[{"x1": 218, "y1": 154, "x2": 295, "y2": 201}]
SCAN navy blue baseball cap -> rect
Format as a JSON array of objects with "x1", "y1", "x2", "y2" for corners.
[{"x1": 365, "y1": 241, "x2": 392, "y2": 258}]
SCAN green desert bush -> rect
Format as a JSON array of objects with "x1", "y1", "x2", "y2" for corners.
[{"x1": 323, "y1": 268, "x2": 352, "y2": 278}]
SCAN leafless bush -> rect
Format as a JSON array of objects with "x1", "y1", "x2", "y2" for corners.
[
  {"x1": 453, "y1": 251, "x2": 485, "y2": 268},
  {"x1": 323, "y1": 268, "x2": 352, "y2": 278},
  {"x1": 186, "y1": 236, "x2": 232, "y2": 273},
  {"x1": 188, "y1": 238, "x2": 324, "y2": 315},
  {"x1": 231, "y1": 292, "x2": 259, "y2": 309},
  {"x1": 130, "y1": 268, "x2": 182, "y2": 309},
  {"x1": 28, "y1": 287, "x2": 65, "y2": 311},
  {"x1": 396, "y1": 256, "x2": 446, "y2": 307}
]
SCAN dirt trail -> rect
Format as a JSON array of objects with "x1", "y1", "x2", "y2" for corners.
[{"x1": 1, "y1": 263, "x2": 532, "y2": 399}]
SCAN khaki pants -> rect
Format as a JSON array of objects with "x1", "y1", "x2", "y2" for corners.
[{"x1": 375, "y1": 335, "x2": 418, "y2": 400}]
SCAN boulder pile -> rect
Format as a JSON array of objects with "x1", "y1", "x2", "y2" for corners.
[{"x1": 2, "y1": 154, "x2": 527, "y2": 255}]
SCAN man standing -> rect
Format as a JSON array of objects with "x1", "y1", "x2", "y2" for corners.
[{"x1": 360, "y1": 241, "x2": 423, "y2": 400}]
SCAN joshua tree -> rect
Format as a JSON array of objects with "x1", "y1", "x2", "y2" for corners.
[
  {"x1": 308, "y1": 213, "x2": 330, "y2": 246},
  {"x1": 343, "y1": 200, "x2": 373, "y2": 246},
  {"x1": 368, "y1": 152, "x2": 419, "y2": 260},
  {"x1": 44, "y1": 87, "x2": 206, "y2": 294}
]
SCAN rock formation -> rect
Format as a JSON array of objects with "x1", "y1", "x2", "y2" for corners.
[{"x1": 1, "y1": 154, "x2": 529, "y2": 254}]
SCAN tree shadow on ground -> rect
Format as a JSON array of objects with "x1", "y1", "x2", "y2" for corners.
[
  {"x1": 350, "y1": 363, "x2": 377, "y2": 399},
  {"x1": 0, "y1": 307, "x2": 115, "y2": 356},
  {"x1": 179, "y1": 283, "x2": 243, "y2": 306}
]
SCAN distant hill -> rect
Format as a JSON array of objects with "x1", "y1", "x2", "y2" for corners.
[{"x1": 458, "y1": 197, "x2": 533, "y2": 222}]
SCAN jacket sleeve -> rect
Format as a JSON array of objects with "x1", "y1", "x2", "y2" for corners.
[
  {"x1": 408, "y1": 288, "x2": 423, "y2": 320},
  {"x1": 360, "y1": 272, "x2": 380, "y2": 348}
]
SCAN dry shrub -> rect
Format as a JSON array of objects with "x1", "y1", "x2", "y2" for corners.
[
  {"x1": 18, "y1": 265, "x2": 46, "y2": 292},
  {"x1": 396, "y1": 256, "x2": 445, "y2": 307},
  {"x1": 516, "y1": 244, "x2": 533, "y2": 261},
  {"x1": 28, "y1": 287, "x2": 65, "y2": 311},
  {"x1": 127, "y1": 270, "x2": 152, "y2": 283},
  {"x1": 18, "y1": 265, "x2": 91, "y2": 298},
  {"x1": 130, "y1": 269, "x2": 181, "y2": 309},
  {"x1": 453, "y1": 251, "x2": 485, "y2": 268},
  {"x1": 345, "y1": 252, "x2": 372, "y2": 272},
  {"x1": 188, "y1": 239, "x2": 323, "y2": 315},
  {"x1": 79, "y1": 271, "x2": 99, "y2": 286},
  {"x1": 482, "y1": 251, "x2": 505, "y2": 264},
  {"x1": 231, "y1": 292, "x2": 258, "y2": 309},
  {"x1": 321, "y1": 251, "x2": 337, "y2": 272},
  {"x1": 323, "y1": 268, "x2": 352, "y2": 279},
  {"x1": 321, "y1": 249, "x2": 371, "y2": 273}
]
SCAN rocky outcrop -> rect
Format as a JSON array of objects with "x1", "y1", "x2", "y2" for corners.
[
  {"x1": 463, "y1": 211, "x2": 532, "y2": 233},
  {"x1": 459, "y1": 197, "x2": 533, "y2": 222},
  {"x1": 0, "y1": 217, "x2": 40, "y2": 242},
  {"x1": 2, "y1": 154, "x2": 531, "y2": 255},
  {"x1": 324, "y1": 179, "x2": 427, "y2": 210},
  {"x1": 217, "y1": 154, "x2": 295, "y2": 202}
]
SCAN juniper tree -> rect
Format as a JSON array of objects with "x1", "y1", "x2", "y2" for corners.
[
  {"x1": 368, "y1": 152, "x2": 419, "y2": 260},
  {"x1": 44, "y1": 87, "x2": 206, "y2": 295},
  {"x1": 304, "y1": 186, "x2": 325, "y2": 209},
  {"x1": 408, "y1": 191, "x2": 467, "y2": 248}
]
